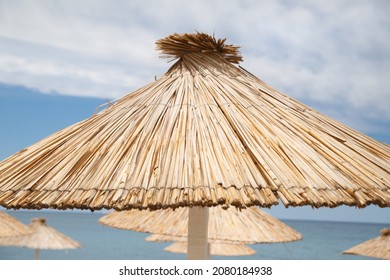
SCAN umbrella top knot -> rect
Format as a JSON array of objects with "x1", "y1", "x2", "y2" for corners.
[
  {"x1": 156, "y1": 32, "x2": 243, "y2": 64},
  {"x1": 32, "y1": 218, "x2": 46, "y2": 225},
  {"x1": 380, "y1": 228, "x2": 390, "y2": 236}
]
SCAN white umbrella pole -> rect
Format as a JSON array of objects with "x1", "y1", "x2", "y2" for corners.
[{"x1": 187, "y1": 206, "x2": 210, "y2": 260}]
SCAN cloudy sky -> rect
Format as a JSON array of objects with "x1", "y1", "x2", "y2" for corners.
[
  {"x1": 1, "y1": 0, "x2": 390, "y2": 136},
  {"x1": 0, "y1": 0, "x2": 389, "y2": 223}
]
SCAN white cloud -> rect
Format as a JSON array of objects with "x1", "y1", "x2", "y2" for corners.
[{"x1": 0, "y1": 0, "x2": 389, "y2": 135}]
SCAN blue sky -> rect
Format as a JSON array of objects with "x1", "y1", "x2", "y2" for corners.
[{"x1": 0, "y1": 0, "x2": 389, "y2": 223}]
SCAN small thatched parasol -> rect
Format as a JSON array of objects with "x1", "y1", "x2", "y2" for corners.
[
  {"x1": 342, "y1": 228, "x2": 390, "y2": 260},
  {"x1": 0, "y1": 32, "x2": 389, "y2": 259},
  {"x1": 1, "y1": 217, "x2": 81, "y2": 259},
  {"x1": 0, "y1": 211, "x2": 30, "y2": 238},
  {"x1": 100, "y1": 206, "x2": 302, "y2": 244},
  {"x1": 164, "y1": 241, "x2": 256, "y2": 256},
  {"x1": 146, "y1": 233, "x2": 256, "y2": 257}
]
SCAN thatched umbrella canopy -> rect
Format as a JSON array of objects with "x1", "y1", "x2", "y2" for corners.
[
  {"x1": 0, "y1": 217, "x2": 81, "y2": 259},
  {"x1": 342, "y1": 228, "x2": 390, "y2": 260},
  {"x1": 164, "y1": 241, "x2": 256, "y2": 256},
  {"x1": 146, "y1": 233, "x2": 256, "y2": 256},
  {"x1": 0, "y1": 32, "x2": 389, "y2": 259},
  {"x1": 100, "y1": 206, "x2": 302, "y2": 244},
  {"x1": 0, "y1": 211, "x2": 30, "y2": 238}
]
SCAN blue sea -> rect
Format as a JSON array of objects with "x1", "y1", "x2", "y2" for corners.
[{"x1": 0, "y1": 210, "x2": 388, "y2": 260}]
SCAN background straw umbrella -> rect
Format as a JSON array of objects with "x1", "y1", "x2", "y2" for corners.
[
  {"x1": 0, "y1": 211, "x2": 30, "y2": 239},
  {"x1": 164, "y1": 241, "x2": 256, "y2": 257},
  {"x1": 0, "y1": 217, "x2": 81, "y2": 259},
  {"x1": 0, "y1": 32, "x2": 389, "y2": 259},
  {"x1": 342, "y1": 228, "x2": 390, "y2": 260},
  {"x1": 146, "y1": 233, "x2": 257, "y2": 257},
  {"x1": 100, "y1": 206, "x2": 302, "y2": 245},
  {"x1": 102, "y1": 206, "x2": 300, "y2": 259}
]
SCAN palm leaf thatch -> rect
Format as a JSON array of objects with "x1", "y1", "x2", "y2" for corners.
[
  {"x1": 0, "y1": 211, "x2": 30, "y2": 238},
  {"x1": 99, "y1": 206, "x2": 302, "y2": 243},
  {"x1": 342, "y1": 228, "x2": 390, "y2": 259},
  {"x1": 0, "y1": 32, "x2": 389, "y2": 211},
  {"x1": 164, "y1": 242, "x2": 256, "y2": 256}
]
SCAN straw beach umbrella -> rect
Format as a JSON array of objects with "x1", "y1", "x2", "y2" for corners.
[
  {"x1": 146, "y1": 233, "x2": 257, "y2": 257},
  {"x1": 0, "y1": 217, "x2": 81, "y2": 259},
  {"x1": 0, "y1": 211, "x2": 30, "y2": 238},
  {"x1": 164, "y1": 241, "x2": 256, "y2": 257},
  {"x1": 100, "y1": 206, "x2": 302, "y2": 244},
  {"x1": 101, "y1": 206, "x2": 301, "y2": 259},
  {"x1": 342, "y1": 228, "x2": 390, "y2": 260},
  {"x1": 0, "y1": 32, "x2": 389, "y2": 259}
]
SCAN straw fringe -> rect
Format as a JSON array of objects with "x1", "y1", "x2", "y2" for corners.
[{"x1": 0, "y1": 32, "x2": 389, "y2": 211}]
